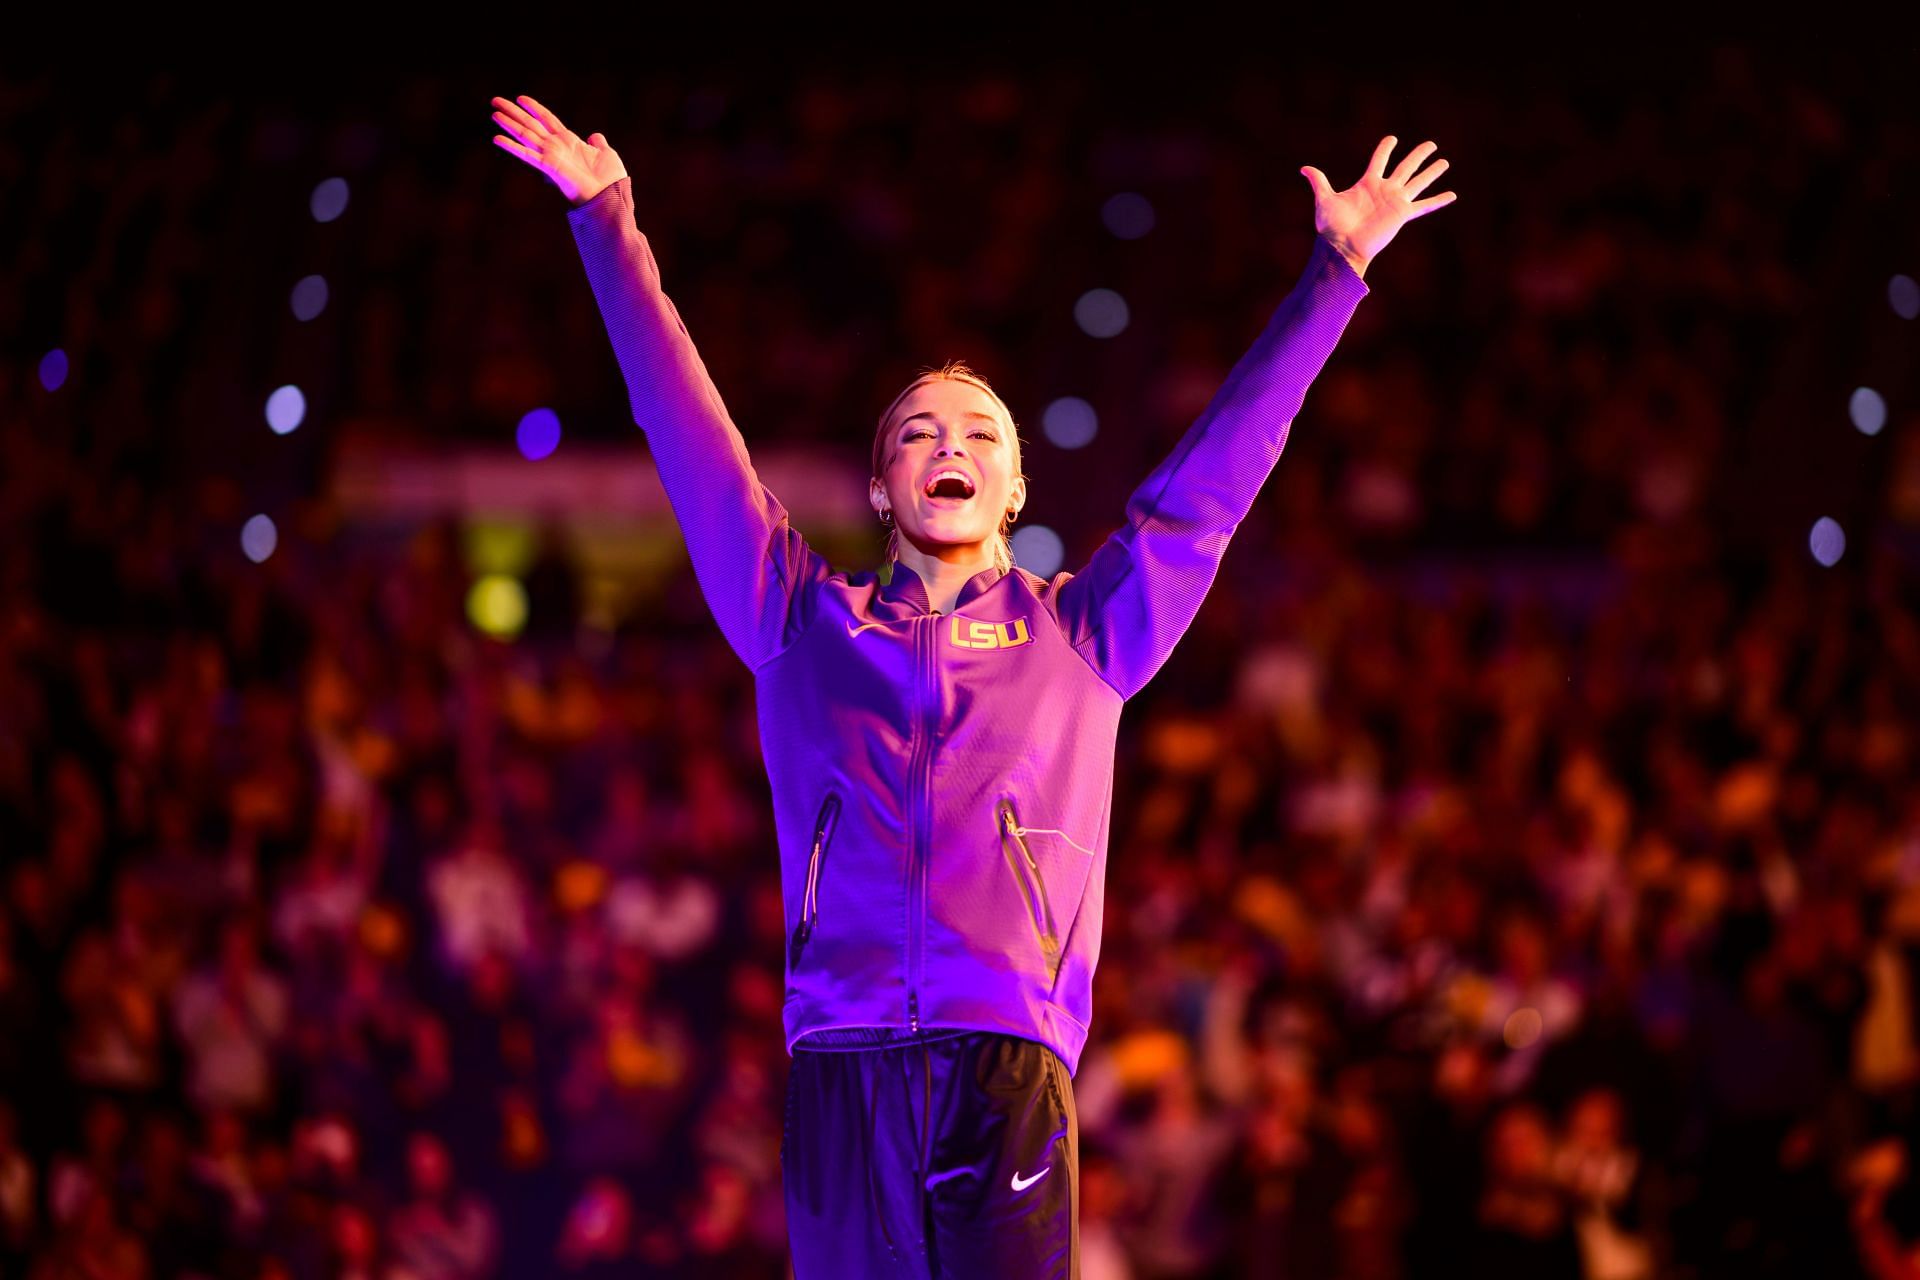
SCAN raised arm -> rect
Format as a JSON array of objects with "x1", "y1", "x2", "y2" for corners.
[
  {"x1": 491, "y1": 94, "x2": 828, "y2": 671},
  {"x1": 1055, "y1": 136, "x2": 1456, "y2": 699}
]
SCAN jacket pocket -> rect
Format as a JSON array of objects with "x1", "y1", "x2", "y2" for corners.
[
  {"x1": 789, "y1": 790, "x2": 842, "y2": 968},
  {"x1": 997, "y1": 796, "x2": 1061, "y2": 979}
]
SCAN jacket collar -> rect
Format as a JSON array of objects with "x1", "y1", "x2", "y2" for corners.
[{"x1": 879, "y1": 559, "x2": 1008, "y2": 615}]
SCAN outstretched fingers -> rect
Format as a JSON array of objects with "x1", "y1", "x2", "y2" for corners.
[
  {"x1": 1409, "y1": 190, "x2": 1458, "y2": 216},
  {"x1": 516, "y1": 94, "x2": 566, "y2": 135},
  {"x1": 491, "y1": 134, "x2": 539, "y2": 165},
  {"x1": 1388, "y1": 141, "x2": 1439, "y2": 187},
  {"x1": 490, "y1": 96, "x2": 546, "y2": 139},
  {"x1": 491, "y1": 110, "x2": 543, "y2": 152},
  {"x1": 1403, "y1": 157, "x2": 1450, "y2": 197},
  {"x1": 1365, "y1": 135, "x2": 1398, "y2": 181}
]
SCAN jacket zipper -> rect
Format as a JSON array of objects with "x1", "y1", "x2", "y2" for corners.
[
  {"x1": 998, "y1": 797, "x2": 1061, "y2": 975},
  {"x1": 788, "y1": 791, "x2": 842, "y2": 968},
  {"x1": 906, "y1": 615, "x2": 936, "y2": 1033}
]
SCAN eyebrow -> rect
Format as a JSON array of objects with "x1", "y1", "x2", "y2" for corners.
[{"x1": 898, "y1": 411, "x2": 1000, "y2": 432}]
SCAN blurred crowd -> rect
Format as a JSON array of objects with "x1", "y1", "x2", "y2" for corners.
[{"x1": 3, "y1": 48, "x2": 1920, "y2": 1280}]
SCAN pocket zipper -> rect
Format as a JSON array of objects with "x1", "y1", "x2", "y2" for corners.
[
  {"x1": 997, "y1": 797, "x2": 1061, "y2": 972},
  {"x1": 790, "y1": 791, "x2": 842, "y2": 968}
]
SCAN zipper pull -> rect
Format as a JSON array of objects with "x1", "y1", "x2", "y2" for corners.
[{"x1": 791, "y1": 796, "x2": 835, "y2": 970}]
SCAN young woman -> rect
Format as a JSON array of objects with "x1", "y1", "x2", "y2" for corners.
[{"x1": 491, "y1": 91, "x2": 1454, "y2": 1278}]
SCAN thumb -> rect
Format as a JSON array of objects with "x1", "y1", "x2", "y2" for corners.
[
  {"x1": 1300, "y1": 166, "x2": 1333, "y2": 200},
  {"x1": 588, "y1": 132, "x2": 608, "y2": 148}
]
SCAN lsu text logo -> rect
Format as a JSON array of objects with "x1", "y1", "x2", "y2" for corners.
[{"x1": 948, "y1": 616, "x2": 1033, "y2": 650}]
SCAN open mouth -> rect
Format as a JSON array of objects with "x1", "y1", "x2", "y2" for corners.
[{"x1": 923, "y1": 470, "x2": 977, "y2": 504}]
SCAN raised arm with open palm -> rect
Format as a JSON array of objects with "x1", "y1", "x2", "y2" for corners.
[
  {"x1": 488, "y1": 91, "x2": 830, "y2": 673},
  {"x1": 491, "y1": 94, "x2": 629, "y2": 208},
  {"x1": 1301, "y1": 135, "x2": 1457, "y2": 279},
  {"x1": 1047, "y1": 133, "x2": 1453, "y2": 699}
]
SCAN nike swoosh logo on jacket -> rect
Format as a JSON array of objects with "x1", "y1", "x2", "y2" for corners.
[{"x1": 567, "y1": 176, "x2": 1369, "y2": 1078}]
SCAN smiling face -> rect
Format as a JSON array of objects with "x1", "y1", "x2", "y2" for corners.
[{"x1": 870, "y1": 375, "x2": 1026, "y2": 564}]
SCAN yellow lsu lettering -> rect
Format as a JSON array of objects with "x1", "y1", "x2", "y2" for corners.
[{"x1": 947, "y1": 615, "x2": 1033, "y2": 650}]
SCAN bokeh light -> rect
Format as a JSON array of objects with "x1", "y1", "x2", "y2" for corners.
[
  {"x1": 1041, "y1": 397, "x2": 1098, "y2": 450},
  {"x1": 1074, "y1": 289, "x2": 1130, "y2": 339},
  {"x1": 1101, "y1": 192, "x2": 1156, "y2": 240},
  {"x1": 290, "y1": 275, "x2": 329, "y2": 321},
  {"x1": 240, "y1": 514, "x2": 278, "y2": 564},
  {"x1": 1503, "y1": 1007, "x2": 1544, "y2": 1050},
  {"x1": 1891, "y1": 273, "x2": 1919, "y2": 320},
  {"x1": 468, "y1": 575, "x2": 529, "y2": 638},
  {"x1": 1850, "y1": 386, "x2": 1888, "y2": 436},
  {"x1": 517, "y1": 407, "x2": 562, "y2": 461},
  {"x1": 464, "y1": 521, "x2": 537, "y2": 577},
  {"x1": 266, "y1": 385, "x2": 307, "y2": 435},
  {"x1": 310, "y1": 177, "x2": 350, "y2": 223},
  {"x1": 38, "y1": 348, "x2": 68, "y2": 392},
  {"x1": 1010, "y1": 524, "x2": 1065, "y2": 577},
  {"x1": 1810, "y1": 516, "x2": 1846, "y2": 567}
]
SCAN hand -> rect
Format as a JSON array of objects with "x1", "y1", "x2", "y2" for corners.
[
  {"x1": 490, "y1": 94, "x2": 629, "y2": 207},
  {"x1": 1300, "y1": 136, "x2": 1457, "y2": 279}
]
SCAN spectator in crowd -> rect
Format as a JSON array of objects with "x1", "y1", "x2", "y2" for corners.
[
  {"x1": 387, "y1": 1131, "x2": 501, "y2": 1280},
  {"x1": 1471, "y1": 1101, "x2": 1583, "y2": 1277},
  {"x1": 172, "y1": 915, "x2": 291, "y2": 1117},
  {"x1": 555, "y1": 1177, "x2": 636, "y2": 1277},
  {"x1": 1552, "y1": 1087, "x2": 1654, "y2": 1280},
  {"x1": 28, "y1": 1185, "x2": 149, "y2": 1280},
  {"x1": 0, "y1": 1101, "x2": 36, "y2": 1271}
]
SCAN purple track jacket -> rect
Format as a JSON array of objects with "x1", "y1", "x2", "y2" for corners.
[{"x1": 568, "y1": 176, "x2": 1369, "y2": 1076}]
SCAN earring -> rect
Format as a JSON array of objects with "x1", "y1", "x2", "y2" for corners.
[
  {"x1": 1006, "y1": 508, "x2": 1019, "y2": 525},
  {"x1": 879, "y1": 508, "x2": 893, "y2": 527}
]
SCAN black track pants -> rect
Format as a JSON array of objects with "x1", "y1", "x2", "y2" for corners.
[{"x1": 782, "y1": 1030, "x2": 1080, "y2": 1278}]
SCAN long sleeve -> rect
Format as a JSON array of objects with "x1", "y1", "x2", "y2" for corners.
[
  {"x1": 567, "y1": 176, "x2": 830, "y2": 671},
  {"x1": 1054, "y1": 233, "x2": 1369, "y2": 699}
]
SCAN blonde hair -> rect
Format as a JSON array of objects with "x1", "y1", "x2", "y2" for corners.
[{"x1": 871, "y1": 360, "x2": 1025, "y2": 576}]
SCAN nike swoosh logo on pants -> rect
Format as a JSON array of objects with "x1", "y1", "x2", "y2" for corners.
[{"x1": 1011, "y1": 1166, "x2": 1050, "y2": 1191}]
